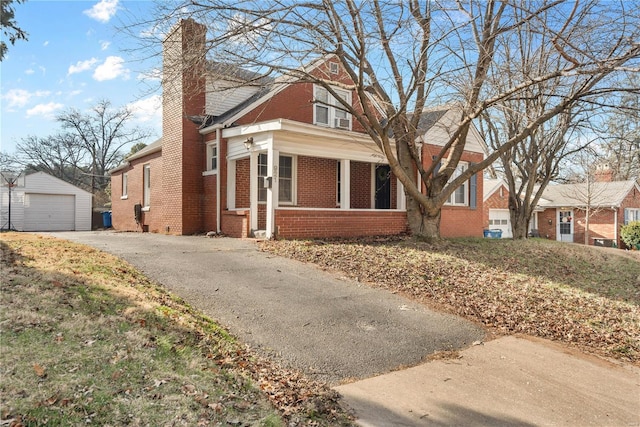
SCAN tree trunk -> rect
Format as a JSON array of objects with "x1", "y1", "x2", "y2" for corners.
[
  {"x1": 405, "y1": 194, "x2": 441, "y2": 239},
  {"x1": 511, "y1": 201, "x2": 530, "y2": 240}
]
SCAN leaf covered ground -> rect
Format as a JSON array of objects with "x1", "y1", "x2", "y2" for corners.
[
  {"x1": 260, "y1": 236, "x2": 640, "y2": 364},
  {"x1": 0, "y1": 233, "x2": 352, "y2": 427}
]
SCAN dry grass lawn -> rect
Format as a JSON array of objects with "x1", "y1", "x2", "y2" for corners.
[{"x1": 1, "y1": 233, "x2": 351, "y2": 427}]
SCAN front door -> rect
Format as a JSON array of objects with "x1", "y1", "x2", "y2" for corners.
[
  {"x1": 557, "y1": 209, "x2": 573, "y2": 242},
  {"x1": 375, "y1": 165, "x2": 391, "y2": 209}
]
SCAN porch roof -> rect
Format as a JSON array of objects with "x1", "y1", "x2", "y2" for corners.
[{"x1": 222, "y1": 118, "x2": 389, "y2": 163}]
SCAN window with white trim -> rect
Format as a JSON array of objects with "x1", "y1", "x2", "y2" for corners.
[
  {"x1": 445, "y1": 162, "x2": 468, "y2": 206},
  {"x1": 207, "y1": 142, "x2": 218, "y2": 172},
  {"x1": 121, "y1": 172, "x2": 128, "y2": 199},
  {"x1": 143, "y1": 164, "x2": 151, "y2": 208},
  {"x1": 625, "y1": 208, "x2": 640, "y2": 224},
  {"x1": 257, "y1": 153, "x2": 295, "y2": 204},
  {"x1": 258, "y1": 154, "x2": 268, "y2": 203},
  {"x1": 314, "y1": 85, "x2": 352, "y2": 130}
]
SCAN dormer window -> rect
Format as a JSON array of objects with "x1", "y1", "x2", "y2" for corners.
[
  {"x1": 314, "y1": 85, "x2": 352, "y2": 130},
  {"x1": 330, "y1": 62, "x2": 339, "y2": 74}
]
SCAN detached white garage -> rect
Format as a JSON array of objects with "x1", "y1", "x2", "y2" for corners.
[
  {"x1": 0, "y1": 172, "x2": 92, "y2": 231},
  {"x1": 488, "y1": 209, "x2": 512, "y2": 238}
]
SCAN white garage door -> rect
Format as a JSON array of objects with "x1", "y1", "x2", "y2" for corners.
[
  {"x1": 488, "y1": 209, "x2": 512, "y2": 238},
  {"x1": 24, "y1": 193, "x2": 75, "y2": 231}
]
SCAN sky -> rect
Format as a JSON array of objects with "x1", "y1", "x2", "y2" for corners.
[{"x1": 1, "y1": 0, "x2": 163, "y2": 155}]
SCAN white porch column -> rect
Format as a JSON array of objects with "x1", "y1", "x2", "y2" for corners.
[
  {"x1": 340, "y1": 159, "x2": 351, "y2": 209},
  {"x1": 397, "y1": 178, "x2": 406, "y2": 210},
  {"x1": 266, "y1": 147, "x2": 279, "y2": 239},
  {"x1": 249, "y1": 151, "x2": 258, "y2": 232},
  {"x1": 227, "y1": 159, "x2": 236, "y2": 210}
]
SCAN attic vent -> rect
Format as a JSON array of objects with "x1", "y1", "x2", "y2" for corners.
[
  {"x1": 335, "y1": 118, "x2": 351, "y2": 129},
  {"x1": 330, "y1": 62, "x2": 339, "y2": 74}
]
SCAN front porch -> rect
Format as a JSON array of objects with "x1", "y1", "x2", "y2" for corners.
[{"x1": 222, "y1": 119, "x2": 409, "y2": 239}]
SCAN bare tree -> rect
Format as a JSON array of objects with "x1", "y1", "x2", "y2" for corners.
[
  {"x1": 599, "y1": 89, "x2": 640, "y2": 181},
  {"x1": 129, "y1": 0, "x2": 640, "y2": 238},
  {"x1": 14, "y1": 133, "x2": 89, "y2": 189},
  {"x1": 57, "y1": 100, "x2": 151, "y2": 197}
]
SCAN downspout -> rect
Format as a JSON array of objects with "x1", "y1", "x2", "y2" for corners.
[
  {"x1": 216, "y1": 128, "x2": 221, "y2": 233},
  {"x1": 613, "y1": 207, "x2": 618, "y2": 247}
]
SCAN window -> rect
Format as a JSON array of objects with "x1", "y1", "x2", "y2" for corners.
[
  {"x1": 257, "y1": 153, "x2": 294, "y2": 204},
  {"x1": 278, "y1": 156, "x2": 293, "y2": 203},
  {"x1": 207, "y1": 143, "x2": 218, "y2": 172},
  {"x1": 121, "y1": 172, "x2": 128, "y2": 199},
  {"x1": 258, "y1": 154, "x2": 268, "y2": 202},
  {"x1": 445, "y1": 162, "x2": 468, "y2": 206},
  {"x1": 336, "y1": 161, "x2": 341, "y2": 205},
  {"x1": 625, "y1": 208, "x2": 640, "y2": 224},
  {"x1": 143, "y1": 164, "x2": 151, "y2": 208},
  {"x1": 330, "y1": 62, "x2": 339, "y2": 74},
  {"x1": 314, "y1": 85, "x2": 352, "y2": 130}
]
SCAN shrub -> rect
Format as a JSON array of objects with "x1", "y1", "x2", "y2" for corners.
[{"x1": 620, "y1": 221, "x2": 640, "y2": 249}]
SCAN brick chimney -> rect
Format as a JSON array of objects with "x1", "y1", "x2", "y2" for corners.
[
  {"x1": 594, "y1": 163, "x2": 614, "y2": 182},
  {"x1": 161, "y1": 19, "x2": 207, "y2": 234}
]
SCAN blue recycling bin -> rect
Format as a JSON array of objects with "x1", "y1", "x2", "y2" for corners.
[
  {"x1": 102, "y1": 211, "x2": 112, "y2": 228},
  {"x1": 483, "y1": 229, "x2": 502, "y2": 239}
]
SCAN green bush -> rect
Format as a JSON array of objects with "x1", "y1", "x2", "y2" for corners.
[{"x1": 620, "y1": 221, "x2": 640, "y2": 249}]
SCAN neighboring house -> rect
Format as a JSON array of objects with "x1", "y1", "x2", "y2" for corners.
[
  {"x1": 483, "y1": 178, "x2": 513, "y2": 238},
  {"x1": 0, "y1": 171, "x2": 92, "y2": 232},
  {"x1": 110, "y1": 19, "x2": 485, "y2": 239},
  {"x1": 482, "y1": 170, "x2": 640, "y2": 247}
]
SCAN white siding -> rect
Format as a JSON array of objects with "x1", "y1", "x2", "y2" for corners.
[
  {"x1": 0, "y1": 172, "x2": 92, "y2": 231},
  {"x1": 0, "y1": 188, "x2": 25, "y2": 231},
  {"x1": 421, "y1": 109, "x2": 486, "y2": 154},
  {"x1": 205, "y1": 79, "x2": 261, "y2": 116}
]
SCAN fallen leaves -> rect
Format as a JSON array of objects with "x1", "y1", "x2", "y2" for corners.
[{"x1": 260, "y1": 237, "x2": 640, "y2": 364}]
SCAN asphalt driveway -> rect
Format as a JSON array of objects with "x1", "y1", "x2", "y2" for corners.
[{"x1": 48, "y1": 231, "x2": 484, "y2": 384}]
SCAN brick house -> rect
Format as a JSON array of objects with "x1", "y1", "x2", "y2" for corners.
[
  {"x1": 483, "y1": 171, "x2": 640, "y2": 248},
  {"x1": 110, "y1": 19, "x2": 485, "y2": 239}
]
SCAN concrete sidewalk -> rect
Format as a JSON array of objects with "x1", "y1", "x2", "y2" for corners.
[{"x1": 335, "y1": 335, "x2": 640, "y2": 427}]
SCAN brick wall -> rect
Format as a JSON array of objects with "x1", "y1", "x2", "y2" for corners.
[
  {"x1": 221, "y1": 210, "x2": 249, "y2": 238},
  {"x1": 619, "y1": 185, "x2": 640, "y2": 248},
  {"x1": 538, "y1": 209, "x2": 556, "y2": 240},
  {"x1": 161, "y1": 19, "x2": 207, "y2": 235},
  {"x1": 111, "y1": 151, "x2": 163, "y2": 232},
  {"x1": 275, "y1": 209, "x2": 408, "y2": 239},
  {"x1": 350, "y1": 161, "x2": 372, "y2": 209},
  {"x1": 297, "y1": 156, "x2": 338, "y2": 208},
  {"x1": 235, "y1": 158, "x2": 250, "y2": 208},
  {"x1": 421, "y1": 146, "x2": 484, "y2": 238},
  {"x1": 202, "y1": 174, "x2": 217, "y2": 232}
]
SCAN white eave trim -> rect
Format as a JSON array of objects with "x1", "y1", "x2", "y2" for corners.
[{"x1": 222, "y1": 118, "x2": 376, "y2": 145}]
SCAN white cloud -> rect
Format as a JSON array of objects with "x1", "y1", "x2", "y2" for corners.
[
  {"x1": 43, "y1": 41, "x2": 49, "y2": 47},
  {"x1": 137, "y1": 68, "x2": 162, "y2": 82},
  {"x1": 68, "y1": 58, "x2": 99, "y2": 75},
  {"x1": 25, "y1": 68, "x2": 35, "y2": 75},
  {"x1": 127, "y1": 95, "x2": 162, "y2": 122},
  {"x1": 83, "y1": 0, "x2": 119, "y2": 23},
  {"x1": 2, "y1": 89, "x2": 51, "y2": 110},
  {"x1": 93, "y1": 56, "x2": 130, "y2": 81},
  {"x1": 100, "y1": 41, "x2": 111, "y2": 50},
  {"x1": 26, "y1": 102, "x2": 64, "y2": 119}
]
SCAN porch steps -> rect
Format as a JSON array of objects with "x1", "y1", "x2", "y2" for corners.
[{"x1": 252, "y1": 230, "x2": 267, "y2": 239}]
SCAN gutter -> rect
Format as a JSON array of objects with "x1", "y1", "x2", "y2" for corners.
[{"x1": 216, "y1": 128, "x2": 221, "y2": 233}]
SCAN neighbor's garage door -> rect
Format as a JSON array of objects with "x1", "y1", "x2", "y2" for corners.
[
  {"x1": 24, "y1": 193, "x2": 75, "y2": 231},
  {"x1": 488, "y1": 209, "x2": 512, "y2": 238}
]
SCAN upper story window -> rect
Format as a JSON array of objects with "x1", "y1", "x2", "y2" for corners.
[
  {"x1": 329, "y1": 62, "x2": 339, "y2": 74},
  {"x1": 314, "y1": 85, "x2": 352, "y2": 130},
  {"x1": 207, "y1": 142, "x2": 218, "y2": 172},
  {"x1": 445, "y1": 162, "x2": 468, "y2": 206},
  {"x1": 121, "y1": 172, "x2": 128, "y2": 199}
]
